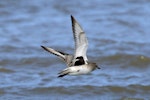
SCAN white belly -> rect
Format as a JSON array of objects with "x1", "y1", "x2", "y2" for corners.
[{"x1": 68, "y1": 65, "x2": 92, "y2": 75}]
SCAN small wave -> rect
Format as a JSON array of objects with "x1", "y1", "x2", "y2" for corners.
[
  {"x1": 0, "y1": 67, "x2": 14, "y2": 73},
  {"x1": 99, "y1": 54, "x2": 150, "y2": 69},
  {"x1": 22, "y1": 85, "x2": 148, "y2": 100}
]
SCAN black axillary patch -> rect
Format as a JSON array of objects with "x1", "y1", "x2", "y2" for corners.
[{"x1": 74, "y1": 56, "x2": 85, "y2": 66}]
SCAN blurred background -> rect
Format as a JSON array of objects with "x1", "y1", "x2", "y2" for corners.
[{"x1": 0, "y1": 0, "x2": 150, "y2": 100}]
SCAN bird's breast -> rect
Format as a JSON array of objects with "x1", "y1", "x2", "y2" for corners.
[{"x1": 69, "y1": 65, "x2": 92, "y2": 75}]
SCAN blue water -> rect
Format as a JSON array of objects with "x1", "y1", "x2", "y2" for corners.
[{"x1": 0, "y1": 0, "x2": 150, "y2": 100}]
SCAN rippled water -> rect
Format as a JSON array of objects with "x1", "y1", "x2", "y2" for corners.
[{"x1": 0, "y1": 0, "x2": 150, "y2": 100}]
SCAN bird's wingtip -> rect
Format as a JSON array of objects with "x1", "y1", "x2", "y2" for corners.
[
  {"x1": 71, "y1": 15, "x2": 73, "y2": 18},
  {"x1": 41, "y1": 45, "x2": 48, "y2": 51},
  {"x1": 41, "y1": 45, "x2": 44, "y2": 48},
  {"x1": 71, "y1": 15, "x2": 75, "y2": 21},
  {"x1": 41, "y1": 45, "x2": 46, "y2": 49}
]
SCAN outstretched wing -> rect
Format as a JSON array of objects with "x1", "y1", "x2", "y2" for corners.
[
  {"x1": 41, "y1": 46, "x2": 74, "y2": 67},
  {"x1": 71, "y1": 15, "x2": 88, "y2": 65},
  {"x1": 41, "y1": 46, "x2": 67, "y2": 60}
]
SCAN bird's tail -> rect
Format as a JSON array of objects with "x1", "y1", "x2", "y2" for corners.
[{"x1": 58, "y1": 68, "x2": 70, "y2": 77}]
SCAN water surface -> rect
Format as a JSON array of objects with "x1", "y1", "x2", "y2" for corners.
[{"x1": 0, "y1": 0, "x2": 150, "y2": 100}]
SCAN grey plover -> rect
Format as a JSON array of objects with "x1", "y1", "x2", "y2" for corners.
[{"x1": 41, "y1": 15, "x2": 100, "y2": 77}]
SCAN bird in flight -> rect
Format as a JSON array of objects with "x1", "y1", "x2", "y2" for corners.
[{"x1": 41, "y1": 15, "x2": 100, "y2": 77}]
